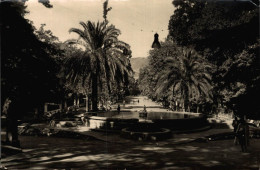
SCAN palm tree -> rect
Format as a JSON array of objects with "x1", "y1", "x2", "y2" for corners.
[
  {"x1": 64, "y1": 21, "x2": 132, "y2": 111},
  {"x1": 156, "y1": 48, "x2": 213, "y2": 112}
]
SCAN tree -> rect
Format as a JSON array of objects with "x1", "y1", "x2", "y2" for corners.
[
  {"x1": 139, "y1": 40, "x2": 181, "y2": 100},
  {"x1": 168, "y1": 0, "x2": 259, "y2": 117},
  {"x1": 168, "y1": 0, "x2": 258, "y2": 67},
  {"x1": 139, "y1": 67, "x2": 153, "y2": 97},
  {"x1": 222, "y1": 42, "x2": 260, "y2": 119},
  {"x1": 127, "y1": 77, "x2": 141, "y2": 96},
  {"x1": 64, "y1": 21, "x2": 132, "y2": 111},
  {"x1": 155, "y1": 48, "x2": 213, "y2": 111},
  {"x1": 169, "y1": 0, "x2": 258, "y2": 55},
  {"x1": 59, "y1": 47, "x2": 92, "y2": 111},
  {"x1": 1, "y1": 1, "x2": 60, "y2": 145},
  {"x1": 34, "y1": 24, "x2": 80, "y2": 111},
  {"x1": 103, "y1": 0, "x2": 112, "y2": 22}
]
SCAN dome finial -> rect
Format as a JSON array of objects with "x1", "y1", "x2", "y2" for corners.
[{"x1": 152, "y1": 33, "x2": 161, "y2": 48}]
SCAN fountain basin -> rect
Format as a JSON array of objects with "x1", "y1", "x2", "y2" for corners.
[
  {"x1": 152, "y1": 115, "x2": 208, "y2": 130},
  {"x1": 86, "y1": 116, "x2": 139, "y2": 131},
  {"x1": 86, "y1": 111, "x2": 208, "y2": 131},
  {"x1": 121, "y1": 122, "x2": 172, "y2": 141}
]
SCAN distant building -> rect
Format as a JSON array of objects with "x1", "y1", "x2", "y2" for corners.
[{"x1": 152, "y1": 33, "x2": 161, "y2": 48}]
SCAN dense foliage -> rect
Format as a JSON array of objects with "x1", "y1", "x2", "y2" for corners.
[
  {"x1": 139, "y1": 41, "x2": 180, "y2": 100},
  {"x1": 64, "y1": 21, "x2": 133, "y2": 111},
  {"x1": 139, "y1": 0, "x2": 259, "y2": 118},
  {"x1": 1, "y1": 0, "x2": 134, "y2": 144},
  {"x1": 139, "y1": 41, "x2": 213, "y2": 112},
  {"x1": 1, "y1": 1, "x2": 64, "y2": 145},
  {"x1": 1, "y1": 2, "x2": 61, "y2": 118},
  {"x1": 155, "y1": 48, "x2": 213, "y2": 111}
]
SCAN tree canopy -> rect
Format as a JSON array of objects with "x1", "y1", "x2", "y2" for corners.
[
  {"x1": 139, "y1": 0, "x2": 259, "y2": 118},
  {"x1": 139, "y1": 40, "x2": 213, "y2": 112},
  {"x1": 64, "y1": 20, "x2": 132, "y2": 111},
  {"x1": 166, "y1": 0, "x2": 259, "y2": 118},
  {"x1": 1, "y1": 1, "x2": 62, "y2": 118}
]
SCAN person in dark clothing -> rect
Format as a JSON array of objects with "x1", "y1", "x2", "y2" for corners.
[
  {"x1": 232, "y1": 116, "x2": 239, "y2": 145},
  {"x1": 117, "y1": 104, "x2": 120, "y2": 114},
  {"x1": 233, "y1": 117, "x2": 239, "y2": 132},
  {"x1": 236, "y1": 117, "x2": 249, "y2": 152}
]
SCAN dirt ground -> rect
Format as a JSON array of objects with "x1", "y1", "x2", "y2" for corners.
[{"x1": 1, "y1": 135, "x2": 260, "y2": 170}]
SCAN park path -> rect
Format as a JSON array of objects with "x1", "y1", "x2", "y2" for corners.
[
  {"x1": 2, "y1": 96, "x2": 260, "y2": 169},
  {"x1": 123, "y1": 96, "x2": 163, "y2": 109},
  {"x1": 2, "y1": 135, "x2": 260, "y2": 169}
]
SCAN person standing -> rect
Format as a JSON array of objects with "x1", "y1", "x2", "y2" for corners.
[
  {"x1": 236, "y1": 116, "x2": 249, "y2": 152},
  {"x1": 117, "y1": 104, "x2": 120, "y2": 114},
  {"x1": 232, "y1": 116, "x2": 239, "y2": 145}
]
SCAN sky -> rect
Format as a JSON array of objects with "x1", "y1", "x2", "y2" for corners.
[{"x1": 25, "y1": 0, "x2": 174, "y2": 58}]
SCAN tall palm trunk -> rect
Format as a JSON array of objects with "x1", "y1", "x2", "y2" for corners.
[
  {"x1": 92, "y1": 74, "x2": 98, "y2": 111},
  {"x1": 183, "y1": 86, "x2": 189, "y2": 112},
  {"x1": 196, "y1": 105, "x2": 199, "y2": 113}
]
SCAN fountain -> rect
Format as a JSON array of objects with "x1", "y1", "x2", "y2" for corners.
[{"x1": 84, "y1": 96, "x2": 209, "y2": 140}]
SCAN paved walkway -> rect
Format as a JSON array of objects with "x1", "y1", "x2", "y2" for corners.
[{"x1": 2, "y1": 135, "x2": 260, "y2": 169}]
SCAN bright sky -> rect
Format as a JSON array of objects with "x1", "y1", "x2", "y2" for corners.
[{"x1": 25, "y1": 0, "x2": 174, "y2": 58}]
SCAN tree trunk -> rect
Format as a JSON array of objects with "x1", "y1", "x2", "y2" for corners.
[
  {"x1": 3, "y1": 98, "x2": 20, "y2": 147},
  {"x1": 73, "y1": 98, "x2": 76, "y2": 106},
  {"x1": 44, "y1": 103, "x2": 48, "y2": 112},
  {"x1": 92, "y1": 74, "x2": 98, "y2": 111},
  {"x1": 88, "y1": 98, "x2": 92, "y2": 112},
  {"x1": 6, "y1": 116, "x2": 20, "y2": 147},
  {"x1": 183, "y1": 88, "x2": 189, "y2": 112},
  {"x1": 59, "y1": 102, "x2": 62, "y2": 110},
  {"x1": 64, "y1": 101, "x2": 67, "y2": 110},
  {"x1": 85, "y1": 94, "x2": 88, "y2": 112},
  {"x1": 77, "y1": 98, "x2": 80, "y2": 107},
  {"x1": 34, "y1": 108, "x2": 39, "y2": 119}
]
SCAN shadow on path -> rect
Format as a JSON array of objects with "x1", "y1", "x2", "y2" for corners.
[{"x1": 2, "y1": 135, "x2": 260, "y2": 169}]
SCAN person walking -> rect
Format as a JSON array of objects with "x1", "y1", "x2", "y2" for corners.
[{"x1": 236, "y1": 116, "x2": 249, "y2": 152}]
